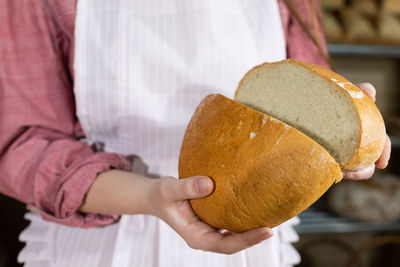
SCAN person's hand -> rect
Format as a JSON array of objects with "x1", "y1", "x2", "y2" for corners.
[
  {"x1": 342, "y1": 82, "x2": 391, "y2": 180},
  {"x1": 148, "y1": 175, "x2": 273, "y2": 254}
]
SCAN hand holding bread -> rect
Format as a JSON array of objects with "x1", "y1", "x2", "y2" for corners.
[
  {"x1": 179, "y1": 59, "x2": 389, "y2": 232},
  {"x1": 148, "y1": 175, "x2": 273, "y2": 254},
  {"x1": 342, "y1": 82, "x2": 391, "y2": 180}
]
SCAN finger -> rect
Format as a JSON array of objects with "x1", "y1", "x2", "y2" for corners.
[
  {"x1": 203, "y1": 227, "x2": 273, "y2": 254},
  {"x1": 163, "y1": 176, "x2": 214, "y2": 202},
  {"x1": 342, "y1": 164, "x2": 375, "y2": 180},
  {"x1": 376, "y1": 135, "x2": 391, "y2": 169},
  {"x1": 185, "y1": 223, "x2": 272, "y2": 254},
  {"x1": 356, "y1": 82, "x2": 376, "y2": 102},
  {"x1": 170, "y1": 204, "x2": 272, "y2": 254}
]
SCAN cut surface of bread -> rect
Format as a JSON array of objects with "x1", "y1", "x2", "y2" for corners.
[
  {"x1": 179, "y1": 94, "x2": 342, "y2": 232},
  {"x1": 235, "y1": 59, "x2": 386, "y2": 171}
]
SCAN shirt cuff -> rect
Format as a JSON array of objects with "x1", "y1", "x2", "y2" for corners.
[{"x1": 36, "y1": 153, "x2": 132, "y2": 228}]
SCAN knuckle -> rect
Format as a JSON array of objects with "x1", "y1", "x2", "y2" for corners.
[
  {"x1": 180, "y1": 178, "x2": 196, "y2": 199},
  {"x1": 179, "y1": 180, "x2": 190, "y2": 197},
  {"x1": 157, "y1": 176, "x2": 175, "y2": 200}
]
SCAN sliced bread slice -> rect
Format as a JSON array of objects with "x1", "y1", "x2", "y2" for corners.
[{"x1": 235, "y1": 59, "x2": 386, "y2": 171}]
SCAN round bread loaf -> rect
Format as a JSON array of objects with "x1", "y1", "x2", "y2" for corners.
[
  {"x1": 178, "y1": 59, "x2": 386, "y2": 232},
  {"x1": 178, "y1": 94, "x2": 342, "y2": 232}
]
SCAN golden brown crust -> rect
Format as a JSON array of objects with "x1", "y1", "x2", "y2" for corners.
[
  {"x1": 178, "y1": 94, "x2": 342, "y2": 232},
  {"x1": 288, "y1": 59, "x2": 386, "y2": 171},
  {"x1": 234, "y1": 59, "x2": 386, "y2": 171}
]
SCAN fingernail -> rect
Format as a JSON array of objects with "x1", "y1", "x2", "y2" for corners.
[{"x1": 196, "y1": 177, "x2": 211, "y2": 193}]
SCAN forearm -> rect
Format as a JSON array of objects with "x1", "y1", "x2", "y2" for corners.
[
  {"x1": 79, "y1": 171, "x2": 275, "y2": 255},
  {"x1": 79, "y1": 170, "x2": 156, "y2": 215}
]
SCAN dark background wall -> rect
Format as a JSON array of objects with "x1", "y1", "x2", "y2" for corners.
[{"x1": 0, "y1": 194, "x2": 29, "y2": 267}]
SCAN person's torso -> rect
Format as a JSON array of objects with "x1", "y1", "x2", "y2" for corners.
[
  {"x1": 18, "y1": 2, "x2": 301, "y2": 267},
  {"x1": 73, "y1": 0, "x2": 286, "y2": 177}
]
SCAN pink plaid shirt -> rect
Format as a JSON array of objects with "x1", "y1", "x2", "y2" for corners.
[{"x1": 0, "y1": 0, "x2": 329, "y2": 228}]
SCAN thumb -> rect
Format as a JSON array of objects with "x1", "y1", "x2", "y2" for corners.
[{"x1": 167, "y1": 176, "x2": 214, "y2": 201}]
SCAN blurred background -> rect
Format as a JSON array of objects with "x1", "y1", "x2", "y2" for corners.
[
  {"x1": 294, "y1": 0, "x2": 400, "y2": 266},
  {"x1": 1, "y1": 0, "x2": 400, "y2": 266}
]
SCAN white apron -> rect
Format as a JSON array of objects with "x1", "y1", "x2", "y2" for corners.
[{"x1": 18, "y1": 0, "x2": 300, "y2": 266}]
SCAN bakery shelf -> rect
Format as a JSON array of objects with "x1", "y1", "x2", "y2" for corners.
[
  {"x1": 328, "y1": 43, "x2": 400, "y2": 58},
  {"x1": 294, "y1": 207, "x2": 400, "y2": 234},
  {"x1": 390, "y1": 135, "x2": 400, "y2": 148}
]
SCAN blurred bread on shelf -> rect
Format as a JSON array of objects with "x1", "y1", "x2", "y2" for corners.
[
  {"x1": 379, "y1": 13, "x2": 400, "y2": 44},
  {"x1": 322, "y1": 11, "x2": 344, "y2": 41},
  {"x1": 383, "y1": 0, "x2": 400, "y2": 15},
  {"x1": 321, "y1": 0, "x2": 400, "y2": 44},
  {"x1": 320, "y1": 0, "x2": 345, "y2": 10},
  {"x1": 351, "y1": 0, "x2": 379, "y2": 16},
  {"x1": 341, "y1": 8, "x2": 376, "y2": 41},
  {"x1": 327, "y1": 173, "x2": 400, "y2": 222}
]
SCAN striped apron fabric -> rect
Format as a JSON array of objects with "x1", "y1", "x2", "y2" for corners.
[{"x1": 18, "y1": 0, "x2": 301, "y2": 266}]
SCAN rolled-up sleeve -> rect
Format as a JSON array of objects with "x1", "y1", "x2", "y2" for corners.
[{"x1": 0, "y1": 0, "x2": 131, "y2": 227}]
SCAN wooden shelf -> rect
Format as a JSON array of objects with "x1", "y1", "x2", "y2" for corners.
[
  {"x1": 328, "y1": 43, "x2": 400, "y2": 58},
  {"x1": 390, "y1": 135, "x2": 400, "y2": 148},
  {"x1": 295, "y1": 207, "x2": 400, "y2": 234}
]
